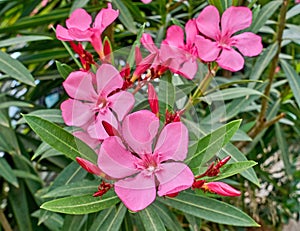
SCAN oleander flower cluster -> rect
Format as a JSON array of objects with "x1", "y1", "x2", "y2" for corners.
[{"x1": 56, "y1": 3, "x2": 262, "y2": 212}]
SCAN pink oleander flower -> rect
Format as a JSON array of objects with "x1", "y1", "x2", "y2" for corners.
[
  {"x1": 141, "y1": 0, "x2": 152, "y2": 3},
  {"x1": 195, "y1": 6, "x2": 263, "y2": 71},
  {"x1": 204, "y1": 182, "x2": 241, "y2": 197},
  {"x1": 60, "y1": 64, "x2": 135, "y2": 140},
  {"x1": 160, "y1": 19, "x2": 198, "y2": 79},
  {"x1": 147, "y1": 83, "x2": 159, "y2": 117},
  {"x1": 98, "y1": 110, "x2": 194, "y2": 211},
  {"x1": 296, "y1": 0, "x2": 300, "y2": 4},
  {"x1": 56, "y1": 4, "x2": 119, "y2": 59}
]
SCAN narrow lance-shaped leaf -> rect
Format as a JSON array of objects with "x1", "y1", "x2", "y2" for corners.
[
  {"x1": 0, "y1": 50, "x2": 35, "y2": 86},
  {"x1": 159, "y1": 192, "x2": 259, "y2": 227},
  {"x1": 138, "y1": 205, "x2": 166, "y2": 231},
  {"x1": 99, "y1": 203, "x2": 127, "y2": 231},
  {"x1": 41, "y1": 192, "x2": 120, "y2": 214},
  {"x1": 0, "y1": 35, "x2": 53, "y2": 47},
  {"x1": 23, "y1": 115, "x2": 97, "y2": 164},
  {"x1": 0, "y1": 158, "x2": 19, "y2": 188},
  {"x1": 281, "y1": 59, "x2": 300, "y2": 109},
  {"x1": 186, "y1": 120, "x2": 241, "y2": 168}
]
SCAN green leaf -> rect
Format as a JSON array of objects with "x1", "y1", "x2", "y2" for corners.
[
  {"x1": 0, "y1": 50, "x2": 35, "y2": 86},
  {"x1": 31, "y1": 210, "x2": 63, "y2": 231},
  {"x1": 249, "y1": 43, "x2": 278, "y2": 87},
  {"x1": 186, "y1": 120, "x2": 241, "y2": 168},
  {"x1": 158, "y1": 75, "x2": 175, "y2": 111},
  {"x1": 281, "y1": 59, "x2": 300, "y2": 109},
  {"x1": 112, "y1": 0, "x2": 137, "y2": 34},
  {"x1": 42, "y1": 180, "x2": 99, "y2": 198},
  {"x1": 159, "y1": 192, "x2": 259, "y2": 227},
  {"x1": 275, "y1": 123, "x2": 292, "y2": 176},
  {"x1": 202, "y1": 87, "x2": 263, "y2": 103},
  {"x1": 205, "y1": 161, "x2": 257, "y2": 182},
  {"x1": 249, "y1": 0, "x2": 282, "y2": 33},
  {"x1": 0, "y1": 101, "x2": 34, "y2": 109},
  {"x1": 88, "y1": 207, "x2": 116, "y2": 231},
  {"x1": 152, "y1": 202, "x2": 184, "y2": 231},
  {"x1": 23, "y1": 115, "x2": 97, "y2": 163},
  {"x1": 41, "y1": 192, "x2": 120, "y2": 214},
  {"x1": 62, "y1": 215, "x2": 87, "y2": 231},
  {"x1": 56, "y1": 61, "x2": 73, "y2": 79},
  {"x1": 99, "y1": 203, "x2": 127, "y2": 231},
  {"x1": 70, "y1": 0, "x2": 90, "y2": 13},
  {"x1": 0, "y1": 157, "x2": 19, "y2": 187},
  {"x1": 139, "y1": 205, "x2": 166, "y2": 231},
  {"x1": 17, "y1": 109, "x2": 64, "y2": 125},
  {"x1": 0, "y1": 35, "x2": 53, "y2": 47},
  {"x1": 286, "y1": 4, "x2": 300, "y2": 19},
  {"x1": 219, "y1": 143, "x2": 260, "y2": 186}
]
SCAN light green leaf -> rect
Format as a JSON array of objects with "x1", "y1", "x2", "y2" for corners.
[
  {"x1": 70, "y1": 0, "x2": 90, "y2": 13},
  {"x1": 219, "y1": 143, "x2": 260, "y2": 186},
  {"x1": 286, "y1": 4, "x2": 300, "y2": 19},
  {"x1": 112, "y1": 0, "x2": 137, "y2": 34},
  {"x1": 56, "y1": 61, "x2": 73, "y2": 79},
  {"x1": 0, "y1": 35, "x2": 52, "y2": 47},
  {"x1": 249, "y1": 0, "x2": 282, "y2": 33},
  {"x1": 23, "y1": 115, "x2": 97, "y2": 163},
  {"x1": 205, "y1": 161, "x2": 257, "y2": 182},
  {"x1": 42, "y1": 180, "x2": 99, "y2": 198},
  {"x1": 202, "y1": 87, "x2": 263, "y2": 103},
  {"x1": 17, "y1": 109, "x2": 63, "y2": 125},
  {"x1": 159, "y1": 192, "x2": 259, "y2": 227},
  {"x1": 0, "y1": 157, "x2": 19, "y2": 187},
  {"x1": 0, "y1": 101, "x2": 34, "y2": 109},
  {"x1": 88, "y1": 207, "x2": 116, "y2": 231},
  {"x1": 0, "y1": 50, "x2": 35, "y2": 86},
  {"x1": 186, "y1": 120, "x2": 241, "y2": 168},
  {"x1": 41, "y1": 192, "x2": 120, "y2": 214},
  {"x1": 281, "y1": 59, "x2": 300, "y2": 109},
  {"x1": 139, "y1": 205, "x2": 166, "y2": 231}
]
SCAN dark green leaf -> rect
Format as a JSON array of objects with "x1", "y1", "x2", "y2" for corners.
[
  {"x1": 159, "y1": 192, "x2": 259, "y2": 227},
  {"x1": 23, "y1": 115, "x2": 97, "y2": 163},
  {"x1": 0, "y1": 157, "x2": 19, "y2": 187},
  {"x1": 139, "y1": 205, "x2": 166, "y2": 231}
]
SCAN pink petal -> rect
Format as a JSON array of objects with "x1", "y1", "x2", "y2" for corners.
[
  {"x1": 73, "y1": 130, "x2": 99, "y2": 150},
  {"x1": 94, "y1": 3, "x2": 119, "y2": 34},
  {"x1": 61, "y1": 99, "x2": 94, "y2": 127},
  {"x1": 141, "y1": 0, "x2": 152, "y2": 3},
  {"x1": 185, "y1": 19, "x2": 198, "y2": 48},
  {"x1": 56, "y1": 25, "x2": 73, "y2": 41},
  {"x1": 232, "y1": 32, "x2": 263, "y2": 57},
  {"x1": 174, "y1": 57, "x2": 198, "y2": 80},
  {"x1": 98, "y1": 136, "x2": 138, "y2": 179},
  {"x1": 109, "y1": 91, "x2": 135, "y2": 121},
  {"x1": 63, "y1": 71, "x2": 97, "y2": 101},
  {"x1": 196, "y1": 6, "x2": 221, "y2": 40},
  {"x1": 217, "y1": 49, "x2": 244, "y2": 72},
  {"x1": 164, "y1": 25, "x2": 185, "y2": 49},
  {"x1": 122, "y1": 110, "x2": 159, "y2": 155},
  {"x1": 195, "y1": 35, "x2": 220, "y2": 62},
  {"x1": 206, "y1": 182, "x2": 241, "y2": 197},
  {"x1": 67, "y1": 28, "x2": 93, "y2": 41},
  {"x1": 154, "y1": 122, "x2": 188, "y2": 161},
  {"x1": 87, "y1": 109, "x2": 119, "y2": 140},
  {"x1": 221, "y1": 6, "x2": 252, "y2": 37},
  {"x1": 147, "y1": 83, "x2": 159, "y2": 116},
  {"x1": 141, "y1": 33, "x2": 158, "y2": 54},
  {"x1": 96, "y1": 64, "x2": 123, "y2": 96},
  {"x1": 114, "y1": 173, "x2": 156, "y2": 212},
  {"x1": 66, "y1": 8, "x2": 92, "y2": 31},
  {"x1": 156, "y1": 162, "x2": 194, "y2": 196},
  {"x1": 160, "y1": 42, "x2": 183, "y2": 63}
]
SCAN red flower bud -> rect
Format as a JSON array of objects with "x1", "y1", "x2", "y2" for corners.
[
  {"x1": 204, "y1": 182, "x2": 241, "y2": 197},
  {"x1": 148, "y1": 83, "x2": 159, "y2": 116}
]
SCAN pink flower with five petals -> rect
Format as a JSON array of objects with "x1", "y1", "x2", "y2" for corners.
[
  {"x1": 98, "y1": 110, "x2": 194, "y2": 211},
  {"x1": 160, "y1": 19, "x2": 198, "y2": 79},
  {"x1": 195, "y1": 6, "x2": 263, "y2": 71},
  {"x1": 56, "y1": 4, "x2": 119, "y2": 59},
  {"x1": 61, "y1": 64, "x2": 135, "y2": 140}
]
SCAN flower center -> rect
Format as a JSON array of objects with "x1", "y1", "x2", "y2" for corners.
[
  {"x1": 217, "y1": 35, "x2": 233, "y2": 50},
  {"x1": 135, "y1": 153, "x2": 161, "y2": 176},
  {"x1": 94, "y1": 96, "x2": 110, "y2": 114}
]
